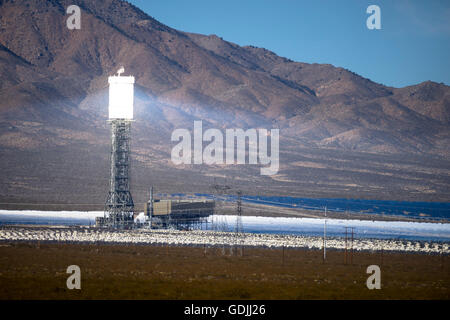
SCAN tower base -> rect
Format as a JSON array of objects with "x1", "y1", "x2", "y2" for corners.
[{"x1": 102, "y1": 119, "x2": 135, "y2": 229}]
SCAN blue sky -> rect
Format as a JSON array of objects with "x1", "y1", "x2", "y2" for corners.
[{"x1": 129, "y1": 0, "x2": 450, "y2": 88}]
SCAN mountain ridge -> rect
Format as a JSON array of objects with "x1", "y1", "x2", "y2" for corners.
[{"x1": 0, "y1": 0, "x2": 449, "y2": 205}]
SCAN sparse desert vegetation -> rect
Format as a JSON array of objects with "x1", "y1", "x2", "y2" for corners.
[{"x1": 0, "y1": 242, "x2": 448, "y2": 299}]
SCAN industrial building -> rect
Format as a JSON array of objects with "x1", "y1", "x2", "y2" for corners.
[{"x1": 145, "y1": 199, "x2": 215, "y2": 230}]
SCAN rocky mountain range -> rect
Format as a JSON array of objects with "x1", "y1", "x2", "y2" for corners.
[{"x1": 0, "y1": 0, "x2": 449, "y2": 208}]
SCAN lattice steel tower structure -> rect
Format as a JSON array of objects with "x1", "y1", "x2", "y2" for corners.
[{"x1": 103, "y1": 69, "x2": 135, "y2": 228}]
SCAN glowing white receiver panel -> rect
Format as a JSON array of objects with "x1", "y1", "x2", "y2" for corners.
[{"x1": 108, "y1": 74, "x2": 135, "y2": 120}]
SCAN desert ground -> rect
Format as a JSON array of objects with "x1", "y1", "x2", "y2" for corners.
[{"x1": 0, "y1": 241, "x2": 448, "y2": 300}]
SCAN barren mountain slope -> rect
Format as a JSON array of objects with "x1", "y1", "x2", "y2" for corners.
[{"x1": 0, "y1": 0, "x2": 449, "y2": 206}]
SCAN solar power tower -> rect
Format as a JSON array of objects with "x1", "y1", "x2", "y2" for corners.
[{"x1": 104, "y1": 68, "x2": 135, "y2": 228}]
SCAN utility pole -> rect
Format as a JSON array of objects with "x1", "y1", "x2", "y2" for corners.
[
  {"x1": 344, "y1": 226, "x2": 355, "y2": 265},
  {"x1": 235, "y1": 190, "x2": 243, "y2": 256},
  {"x1": 351, "y1": 227, "x2": 354, "y2": 265},
  {"x1": 148, "y1": 186, "x2": 154, "y2": 228},
  {"x1": 323, "y1": 206, "x2": 327, "y2": 262},
  {"x1": 345, "y1": 227, "x2": 348, "y2": 264}
]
